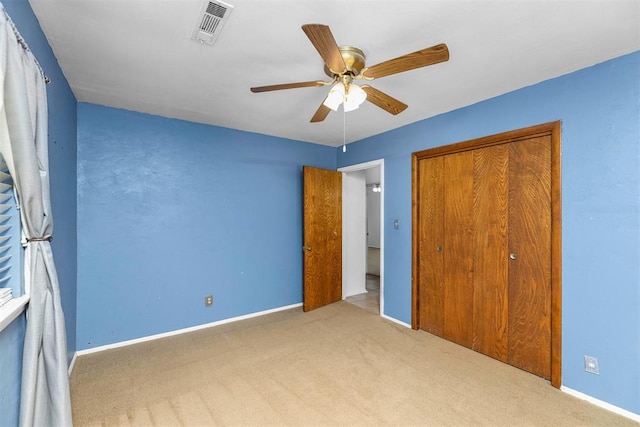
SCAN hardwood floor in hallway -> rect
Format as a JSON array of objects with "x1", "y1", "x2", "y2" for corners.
[{"x1": 345, "y1": 274, "x2": 380, "y2": 314}]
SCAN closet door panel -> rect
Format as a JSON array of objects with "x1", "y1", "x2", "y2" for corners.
[
  {"x1": 443, "y1": 151, "x2": 474, "y2": 348},
  {"x1": 508, "y1": 136, "x2": 552, "y2": 379},
  {"x1": 472, "y1": 145, "x2": 509, "y2": 361},
  {"x1": 418, "y1": 157, "x2": 445, "y2": 336}
]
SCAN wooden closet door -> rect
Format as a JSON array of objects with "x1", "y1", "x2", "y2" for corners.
[
  {"x1": 507, "y1": 136, "x2": 552, "y2": 379},
  {"x1": 413, "y1": 122, "x2": 559, "y2": 385},
  {"x1": 443, "y1": 151, "x2": 475, "y2": 348},
  {"x1": 472, "y1": 145, "x2": 510, "y2": 362},
  {"x1": 417, "y1": 157, "x2": 445, "y2": 336}
]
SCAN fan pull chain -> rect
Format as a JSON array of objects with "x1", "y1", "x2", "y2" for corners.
[{"x1": 342, "y1": 106, "x2": 347, "y2": 153}]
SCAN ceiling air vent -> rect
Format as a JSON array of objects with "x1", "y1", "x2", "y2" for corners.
[{"x1": 192, "y1": 0, "x2": 233, "y2": 45}]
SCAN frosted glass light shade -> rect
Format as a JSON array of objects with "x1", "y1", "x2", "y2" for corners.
[
  {"x1": 323, "y1": 83, "x2": 345, "y2": 111},
  {"x1": 343, "y1": 83, "x2": 367, "y2": 112},
  {"x1": 322, "y1": 82, "x2": 367, "y2": 112}
]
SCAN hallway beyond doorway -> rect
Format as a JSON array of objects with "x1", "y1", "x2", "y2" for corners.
[{"x1": 345, "y1": 275, "x2": 380, "y2": 314}]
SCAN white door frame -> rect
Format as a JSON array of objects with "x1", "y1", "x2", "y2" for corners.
[{"x1": 338, "y1": 159, "x2": 384, "y2": 316}]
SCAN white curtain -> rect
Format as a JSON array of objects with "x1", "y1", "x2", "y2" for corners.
[{"x1": 0, "y1": 4, "x2": 72, "y2": 426}]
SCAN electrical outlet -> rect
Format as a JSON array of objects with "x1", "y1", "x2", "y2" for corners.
[
  {"x1": 584, "y1": 355, "x2": 599, "y2": 375},
  {"x1": 205, "y1": 295, "x2": 213, "y2": 307}
]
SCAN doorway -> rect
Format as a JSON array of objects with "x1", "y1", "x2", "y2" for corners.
[{"x1": 339, "y1": 160, "x2": 384, "y2": 316}]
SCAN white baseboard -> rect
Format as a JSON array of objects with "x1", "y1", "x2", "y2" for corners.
[
  {"x1": 342, "y1": 290, "x2": 369, "y2": 299},
  {"x1": 68, "y1": 307, "x2": 638, "y2": 424},
  {"x1": 76, "y1": 303, "x2": 303, "y2": 356},
  {"x1": 68, "y1": 352, "x2": 77, "y2": 377},
  {"x1": 561, "y1": 386, "x2": 640, "y2": 422},
  {"x1": 381, "y1": 313, "x2": 411, "y2": 328}
]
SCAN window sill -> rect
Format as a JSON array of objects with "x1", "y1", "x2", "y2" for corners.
[{"x1": 0, "y1": 295, "x2": 29, "y2": 333}]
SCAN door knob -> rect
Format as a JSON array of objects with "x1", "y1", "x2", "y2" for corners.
[
  {"x1": 436, "y1": 245, "x2": 443, "y2": 253},
  {"x1": 509, "y1": 253, "x2": 518, "y2": 260},
  {"x1": 303, "y1": 246, "x2": 312, "y2": 252}
]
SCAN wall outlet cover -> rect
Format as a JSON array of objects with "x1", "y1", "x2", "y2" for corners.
[
  {"x1": 584, "y1": 355, "x2": 599, "y2": 375},
  {"x1": 205, "y1": 295, "x2": 213, "y2": 307}
]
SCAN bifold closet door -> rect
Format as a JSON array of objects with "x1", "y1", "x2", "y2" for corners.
[
  {"x1": 442, "y1": 151, "x2": 475, "y2": 349},
  {"x1": 472, "y1": 144, "x2": 510, "y2": 362},
  {"x1": 441, "y1": 145, "x2": 511, "y2": 361},
  {"x1": 416, "y1": 147, "x2": 509, "y2": 353},
  {"x1": 417, "y1": 156, "x2": 445, "y2": 336},
  {"x1": 507, "y1": 136, "x2": 552, "y2": 379},
  {"x1": 415, "y1": 134, "x2": 553, "y2": 380}
]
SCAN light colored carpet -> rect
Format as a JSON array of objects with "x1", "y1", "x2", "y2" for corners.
[{"x1": 70, "y1": 302, "x2": 634, "y2": 426}]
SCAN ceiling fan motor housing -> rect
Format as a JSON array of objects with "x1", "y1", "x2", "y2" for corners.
[{"x1": 324, "y1": 46, "x2": 366, "y2": 77}]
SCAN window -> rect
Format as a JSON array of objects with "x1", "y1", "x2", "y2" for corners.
[{"x1": 0, "y1": 153, "x2": 25, "y2": 332}]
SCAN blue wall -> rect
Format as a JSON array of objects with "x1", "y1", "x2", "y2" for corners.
[
  {"x1": 77, "y1": 105, "x2": 336, "y2": 349},
  {"x1": 0, "y1": 1, "x2": 77, "y2": 426},
  {"x1": 338, "y1": 52, "x2": 640, "y2": 414}
]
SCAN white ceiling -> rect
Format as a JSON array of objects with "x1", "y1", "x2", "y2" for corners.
[{"x1": 29, "y1": 0, "x2": 639, "y2": 147}]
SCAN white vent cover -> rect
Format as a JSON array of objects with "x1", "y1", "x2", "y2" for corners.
[{"x1": 192, "y1": 0, "x2": 233, "y2": 45}]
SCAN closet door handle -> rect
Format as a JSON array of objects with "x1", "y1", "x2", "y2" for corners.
[
  {"x1": 304, "y1": 246, "x2": 312, "y2": 252},
  {"x1": 509, "y1": 253, "x2": 518, "y2": 260},
  {"x1": 436, "y1": 245, "x2": 443, "y2": 253}
]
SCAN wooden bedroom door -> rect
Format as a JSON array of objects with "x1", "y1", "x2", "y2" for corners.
[
  {"x1": 303, "y1": 166, "x2": 342, "y2": 312},
  {"x1": 412, "y1": 122, "x2": 561, "y2": 386}
]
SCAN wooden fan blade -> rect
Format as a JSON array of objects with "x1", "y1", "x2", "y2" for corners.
[
  {"x1": 310, "y1": 102, "x2": 331, "y2": 123},
  {"x1": 361, "y1": 85, "x2": 408, "y2": 115},
  {"x1": 251, "y1": 81, "x2": 326, "y2": 93},
  {"x1": 301, "y1": 24, "x2": 347, "y2": 74},
  {"x1": 362, "y1": 43, "x2": 449, "y2": 79}
]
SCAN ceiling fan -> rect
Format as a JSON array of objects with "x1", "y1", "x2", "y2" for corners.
[{"x1": 250, "y1": 24, "x2": 449, "y2": 123}]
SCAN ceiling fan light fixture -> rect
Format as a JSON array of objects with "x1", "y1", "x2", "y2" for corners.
[
  {"x1": 342, "y1": 100, "x2": 359, "y2": 112},
  {"x1": 343, "y1": 83, "x2": 367, "y2": 112},
  {"x1": 323, "y1": 83, "x2": 345, "y2": 111},
  {"x1": 324, "y1": 82, "x2": 367, "y2": 112}
]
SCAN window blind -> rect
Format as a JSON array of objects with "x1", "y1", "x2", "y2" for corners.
[{"x1": 0, "y1": 155, "x2": 17, "y2": 305}]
